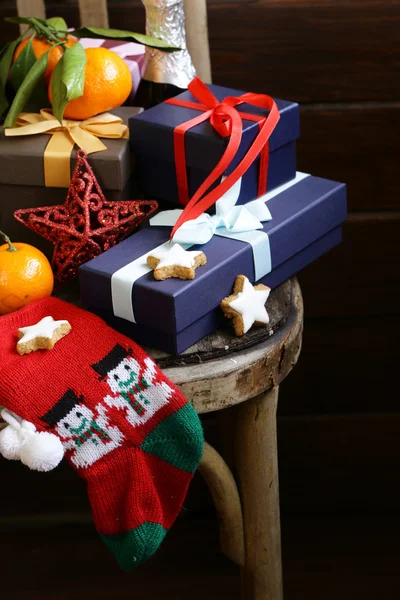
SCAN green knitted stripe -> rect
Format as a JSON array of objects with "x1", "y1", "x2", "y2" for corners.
[
  {"x1": 100, "y1": 522, "x2": 167, "y2": 571},
  {"x1": 140, "y1": 403, "x2": 203, "y2": 473}
]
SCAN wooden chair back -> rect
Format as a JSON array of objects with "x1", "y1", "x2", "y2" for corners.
[{"x1": 15, "y1": 0, "x2": 212, "y2": 82}]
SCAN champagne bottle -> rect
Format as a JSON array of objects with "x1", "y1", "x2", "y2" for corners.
[{"x1": 135, "y1": 0, "x2": 196, "y2": 108}]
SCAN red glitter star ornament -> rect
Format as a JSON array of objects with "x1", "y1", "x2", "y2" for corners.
[{"x1": 14, "y1": 150, "x2": 158, "y2": 283}]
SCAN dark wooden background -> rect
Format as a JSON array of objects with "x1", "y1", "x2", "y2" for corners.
[{"x1": 0, "y1": 0, "x2": 399, "y2": 516}]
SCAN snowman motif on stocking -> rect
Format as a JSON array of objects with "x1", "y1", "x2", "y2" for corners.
[
  {"x1": 40, "y1": 389, "x2": 124, "y2": 469},
  {"x1": 92, "y1": 344, "x2": 173, "y2": 428}
]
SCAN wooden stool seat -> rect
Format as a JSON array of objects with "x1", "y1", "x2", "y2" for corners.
[{"x1": 156, "y1": 278, "x2": 302, "y2": 412}]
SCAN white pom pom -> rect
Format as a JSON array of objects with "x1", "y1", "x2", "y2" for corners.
[
  {"x1": 0, "y1": 425, "x2": 23, "y2": 460},
  {"x1": 20, "y1": 431, "x2": 64, "y2": 472}
]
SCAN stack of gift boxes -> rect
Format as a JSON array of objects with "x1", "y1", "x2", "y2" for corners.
[{"x1": 0, "y1": 76, "x2": 346, "y2": 354}]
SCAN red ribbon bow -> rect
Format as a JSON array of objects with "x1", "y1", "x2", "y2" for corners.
[{"x1": 165, "y1": 76, "x2": 280, "y2": 239}]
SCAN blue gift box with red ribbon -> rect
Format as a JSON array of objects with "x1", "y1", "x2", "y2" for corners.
[
  {"x1": 129, "y1": 78, "x2": 300, "y2": 208},
  {"x1": 80, "y1": 173, "x2": 347, "y2": 355}
]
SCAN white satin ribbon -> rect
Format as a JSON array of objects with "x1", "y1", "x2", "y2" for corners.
[
  {"x1": 151, "y1": 177, "x2": 272, "y2": 245},
  {"x1": 111, "y1": 172, "x2": 310, "y2": 323},
  {"x1": 111, "y1": 240, "x2": 189, "y2": 323}
]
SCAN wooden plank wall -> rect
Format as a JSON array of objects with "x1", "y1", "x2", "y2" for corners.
[{"x1": 0, "y1": 0, "x2": 399, "y2": 514}]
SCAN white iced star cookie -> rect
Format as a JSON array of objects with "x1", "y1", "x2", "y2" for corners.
[
  {"x1": 17, "y1": 316, "x2": 72, "y2": 356},
  {"x1": 220, "y1": 275, "x2": 271, "y2": 336},
  {"x1": 147, "y1": 243, "x2": 207, "y2": 280}
]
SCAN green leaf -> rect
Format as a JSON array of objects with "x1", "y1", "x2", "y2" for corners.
[
  {"x1": 5, "y1": 16, "x2": 48, "y2": 28},
  {"x1": 28, "y1": 17, "x2": 57, "y2": 42},
  {"x1": 9, "y1": 38, "x2": 37, "y2": 92},
  {"x1": 5, "y1": 17, "x2": 60, "y2": 43},
  {"x1": 5, "y1": 16, "x2": 37, "y2": 25},
  {"x1": 71, "y1": 26, "x2": 180, "y2": 51},
  {"x1": 0, "y1": 43, "x2": 11, "y2": 58},
  {"x1": 45, "y1": 17, "x2": 68, "y2": 34},
  {"x1": 0, "y1": 39, "x2": 20, "y2": 117},
  {"x1": 51, "y1": 42, "x2": 86, "y2": 123},
  {"x1": 4, "y1": 49, "x2": 49, "y2": 127},
  {"x1": 29, "y1": 77, "x2": 51, "y2": 110}
]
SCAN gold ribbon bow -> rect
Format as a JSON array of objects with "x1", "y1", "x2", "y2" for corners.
[{"x1": 4, "y1": 109, "x2": 129, "y2": 188}]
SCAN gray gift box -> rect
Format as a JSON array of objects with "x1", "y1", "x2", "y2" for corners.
[{"x1": 0, "y1": 106, "x2": 142, "y2": 258}]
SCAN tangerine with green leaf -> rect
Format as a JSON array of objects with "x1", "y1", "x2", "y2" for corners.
[
  {"x1": 13, "y1": 34, "x2": 77, "y2": 84},
  {"x1": 0, "y1": 231, "x2": 54, "y2": 315},
  {"x1": 48, "y1": 47, "x2": 132, "y2": 120}
]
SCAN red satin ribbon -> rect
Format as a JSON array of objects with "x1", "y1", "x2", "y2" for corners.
[{"x1": 165, "y1": 76, "x2": 280, "y2": 239}]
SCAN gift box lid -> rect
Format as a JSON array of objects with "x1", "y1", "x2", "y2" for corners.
[
  {"x1": 80, "y1": 173, "x2": 346, "y2": 336},
  {"x1": 0, "y1": 106, "x2": 141, "y2": 191},
  {"x1": 129, "y1": 84, "x2": 300, "y2": 173}
]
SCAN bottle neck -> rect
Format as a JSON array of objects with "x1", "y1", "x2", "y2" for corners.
[{"x1": 141, "y1": 0, "x2": 196, "y2": 88}]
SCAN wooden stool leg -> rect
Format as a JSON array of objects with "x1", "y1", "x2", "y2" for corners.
[
  {"x1": 198, "y1": 442, "x2": 245, "y2": 567},
  {"x1": 235, "y1": 387, "x2": 283, "y2": 600}
]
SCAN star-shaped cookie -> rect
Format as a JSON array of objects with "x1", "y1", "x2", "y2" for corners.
[
  {"x1": 220, "y1": 275, "x2": 270, "y2": 336},
  {"x1": 147, "y1": 243, "x2": 207, "y2": 280},
  {"x1": 17, "y1": 316, "x2": 72, "y2": 355}
]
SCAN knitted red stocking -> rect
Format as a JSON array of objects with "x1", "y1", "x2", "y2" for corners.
[{"x1": 0, "y1": 298, "x2": 203, "y2": 569}]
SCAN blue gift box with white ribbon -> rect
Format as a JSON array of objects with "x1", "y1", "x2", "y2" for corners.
[
  {"x1": 128, "y1": 82, "x2": 300, "y2": 207},
  {"x1": 80, "y1": 173, "x2": 346, "y2": 354}
]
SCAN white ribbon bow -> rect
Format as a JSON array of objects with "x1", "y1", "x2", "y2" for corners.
[{"x1": 150, "y1": 177, "x2": 273, "y2": 245}]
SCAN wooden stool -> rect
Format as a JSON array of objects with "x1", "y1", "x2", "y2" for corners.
[{"x1": 149, "y1": 277, "x2": 304, "y2": 600}]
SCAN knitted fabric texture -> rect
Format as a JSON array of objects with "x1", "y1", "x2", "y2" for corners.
[{"x1": 0, "y1": 297, "x2": 203, "y2": 569}]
